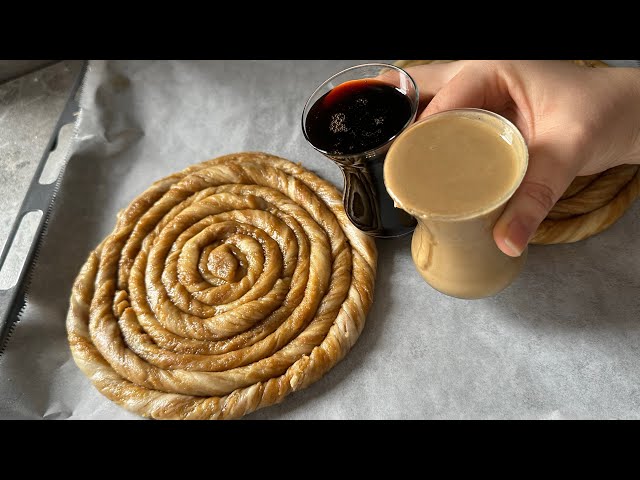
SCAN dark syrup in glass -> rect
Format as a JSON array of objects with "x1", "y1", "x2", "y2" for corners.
[
  {"x1": 305, "y1": 78, "x2": 417, "y2": 238},
  {"x1": 305, "y1": 79, "x2": 413, "y2": 155}
]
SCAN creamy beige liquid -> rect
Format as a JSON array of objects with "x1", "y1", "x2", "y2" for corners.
[
  {"x1": 384, "y1": 110, "x2": 528, "y2": 299},
  {"x1": 385, "y1": 114, "x2": 519, "y2": 217}
]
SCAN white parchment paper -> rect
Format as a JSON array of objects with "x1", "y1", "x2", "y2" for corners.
[{"x1": 1, "y1": 60, "x2": 639, "y2": 420}]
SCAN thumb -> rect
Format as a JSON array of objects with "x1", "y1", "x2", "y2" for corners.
[{"x1": 493, "y1": 141, "x2": 578, "y2": 257}]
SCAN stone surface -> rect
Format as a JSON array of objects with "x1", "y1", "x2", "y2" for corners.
[
  {"x1": 0, "y1": 61, "x2": 56, "y2": 83},
  {"x1": 0, "y1": 60, "x2": 83, "y2": 286}
]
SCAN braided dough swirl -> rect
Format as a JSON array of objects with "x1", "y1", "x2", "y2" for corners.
[
  {"x1": 66, "y1": 152, "x2": 377, "y2": 419},
  {"x1": 532, "y1": 164, "x2": 640, "y2": 244},
  {"x1": 395, "y1": 60, "x2": 640, "y2": 245}
]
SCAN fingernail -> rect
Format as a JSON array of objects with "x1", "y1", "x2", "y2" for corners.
[
  {"x1": 504, "y1": 218, "x2": 530, "y2": 257},
  {"x1": 503, "y1": 237, "x2": 523, "y2": 257}
]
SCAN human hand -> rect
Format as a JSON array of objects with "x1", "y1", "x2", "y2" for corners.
[{"x1": 404, "y1": 60, "x2": 640, "y2": 256}]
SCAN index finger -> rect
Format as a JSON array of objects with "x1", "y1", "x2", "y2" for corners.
[{"x1": 403, "y1": 61, "x2": 468, "y2": 106}]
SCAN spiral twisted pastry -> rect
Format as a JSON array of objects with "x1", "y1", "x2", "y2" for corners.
[
  {"x1": 395, "y1": 60, "x2": 640, "y2": 245},
  {"x1": 531, "y1": 164, "x2": 640, "y2": 244},
  {"x1": 66, "y1": 152, "x2": 377, "y2": 419}
]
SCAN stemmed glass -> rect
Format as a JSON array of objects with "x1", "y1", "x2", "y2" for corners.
[{"x1": 302, "y1": 63, "x2": 420, "y2": 238}]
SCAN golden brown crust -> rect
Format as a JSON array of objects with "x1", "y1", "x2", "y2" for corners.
[
  {"x1": 394, "y1": 60, "x2": 457, "y2": 69},
  {"x1": 568, "y1": 60, "x2": 609, "y2": 68},
  {"x1": 546, "y1": 165, "x2": 639, "y2": 220},
  {"x1": 394, "y1": 60, "x2": 639, "y2": 244},
  {"x1": 531, "y1": 166, "x2": 640, "y2": 244},
  {"x1": 560, "y1": 172, "x2": 601, "y2": 200},
  {"x1": 66, "y1": 152, "x2": 377, "y2": 419}
]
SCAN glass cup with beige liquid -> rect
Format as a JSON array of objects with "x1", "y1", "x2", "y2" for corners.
[{"x1": 384, "y1": 109, "x2": 529, "y2": 299}]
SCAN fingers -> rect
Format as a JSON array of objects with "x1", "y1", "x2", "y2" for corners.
[
  {"x1": 396, "y1": 61, "x2": 512, "y2": 121},
  {"x1": 374, "y1": 63, "x2": 465, "y2": 117},
  {"x1": 401, "y1": 62, "x2": 467, "y2": 114},
  {"x1": 493, "y1": 140, "x2": 579, "y2": 257},
  {"x1": 421, "y1": 61, "x2": 512, "y2": 119},
  {"x1": 400, "y1": 60, "x2": 588, "y2": 258}
]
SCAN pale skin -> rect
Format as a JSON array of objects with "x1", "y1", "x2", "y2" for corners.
[{"x1": 403, "y1": 60, "x2": 640, "y2": 257}]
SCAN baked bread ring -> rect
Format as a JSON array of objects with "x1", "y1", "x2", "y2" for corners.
[{"x1": 67, "y1": 152, "x2": 377, "y2": 419}]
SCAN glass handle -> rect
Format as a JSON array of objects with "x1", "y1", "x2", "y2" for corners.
[{"x1": 341, "y1": 166, "x2": 384, "y2": 236}]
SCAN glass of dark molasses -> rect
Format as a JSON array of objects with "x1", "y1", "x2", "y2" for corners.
[{"x1": 302, "y1": 63, "x2": 420, "y2": 238}]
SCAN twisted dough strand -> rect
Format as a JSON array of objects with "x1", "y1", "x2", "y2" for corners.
[
  {"x1": 531, "y1": 166, "x2": 640, "y2": 244},
  {"x1": 67, "y1": 152, "x2": 377, "y2": 419},
  {"x1": 545, "y1": 165, "x2": 639, "y2": 220}
]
